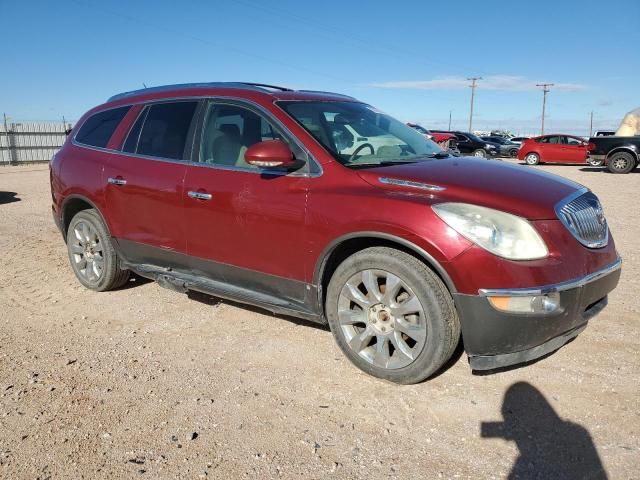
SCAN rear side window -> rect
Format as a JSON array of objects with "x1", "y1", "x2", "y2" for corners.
[
  {"x1": 75, "y1": 106, "x2": 130, "y2": 148},
  {"x1": 123, "y1": 102, "x2": 198, "y2": 160}
]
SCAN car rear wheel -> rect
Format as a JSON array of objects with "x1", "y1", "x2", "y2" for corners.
[
  {"x1": 524, "y1": 153, "x2": 540, "y2": 165},
  {"x1": 66, "y1": 209, "x2": 130, "y2": 291},
  {"x1": 607, "y1": 152, "x2": 636, "y2": 174},
  {"x1": 588, "y1": 157, "x2": 604, "y2": 167},
  {"x1": 509, "y1": 148, "x2": 519, "y2": 157},
  {"x1": 472, "y1": 149, "x2": 486, "y2": 158},
  {"x1": 325, "y1": 247, "x2": 460, "y2": 384}
]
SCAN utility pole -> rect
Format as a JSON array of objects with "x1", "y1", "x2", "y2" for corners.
[
  {"x1": 535, "y1": 83, "x2": 554, "y2": 135},
  {"x1": 448, "y1": 110, "x2": 452, "y2": 130},
  {"x1": 589, "y1": 111, "x2": 594, "y2": 137},
  {"x1": 467, "y1": 77, "x2": 482, "y2": 132}
]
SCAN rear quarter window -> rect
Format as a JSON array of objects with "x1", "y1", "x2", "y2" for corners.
[
  {"x1": 75, "y1": 106, "x2": 131, "y2": 148},
  {"x1": 123, "y1": 102, "x2": 198, "y2": 160}
]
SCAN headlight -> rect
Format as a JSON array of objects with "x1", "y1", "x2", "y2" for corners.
[
  {"x1": 432, "y1": 203, "x2": 548, "y2": 260},
  {"x1": 485, "y1": 144, "x2": 495, "y2": 150}
]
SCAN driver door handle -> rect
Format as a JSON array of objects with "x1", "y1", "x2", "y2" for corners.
[
  {"x1": 188, "y1": 191, "x2": 213, "y2": 201},
  {"x1": 107, "y1": 177, "x2": 127, "y2": 186}
]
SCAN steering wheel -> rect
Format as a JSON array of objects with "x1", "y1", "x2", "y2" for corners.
[{"x1": 347, "y1": 143, "x2": 375, "y2": 163}]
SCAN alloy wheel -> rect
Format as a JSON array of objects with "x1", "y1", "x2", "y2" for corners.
[
  {"x1": 337, "y1": 269, "x2": 427, "y2": 369},
  {"x1": 525, "y1": 154, "x2": 539, "y2": 165},
  {"x1": 69, "y1": 220, "x2": 104, "y2": 282},
  {"x1": 612, "y1": 157, "x2": 629, "y2": 170}
]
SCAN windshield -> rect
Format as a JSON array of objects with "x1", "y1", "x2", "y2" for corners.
[
  {"x1": 411, "y1": 125, "x2": 429, "y2": 134},
  {"x1": 277, "y1": 101, "x2": 443, "y2": 167},
  {"x1": 466, "y1": 133, "x2": 485, "y2": 143}
]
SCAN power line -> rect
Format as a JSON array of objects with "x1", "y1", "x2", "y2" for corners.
[
  {"x1": 535, "y1": 83, "x2": 554, "y2": 135},
  {"x1": 467, "y1": 77, "x2": 482, "y2": 132}
]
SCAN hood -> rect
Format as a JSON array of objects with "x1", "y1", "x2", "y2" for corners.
[{"x1": 355, "y1": 157, "x2": 583, "y2": 220}]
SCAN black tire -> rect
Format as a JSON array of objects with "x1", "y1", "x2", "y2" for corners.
[
  {"x1": 509, "y1": 148, "x2": 519, "y2": 157},
  {"x1": 607, "y1": 152, "x2": 636, "y2": 174},
  {"x1": 326, "y1": 247, "x2": 460, "y2": 384},
  {"x1": 524, "y1": 152, "x2": 540, "y2": 165},
  {"x1": 472, "y1": 149, "x2": 487, "y2": 158},
  {"x1": 587, "y1": 157, "x2": 603, "y2": 167},
  {"x1": 66, "y1": 209, "x2": 130, "y2": 291}
]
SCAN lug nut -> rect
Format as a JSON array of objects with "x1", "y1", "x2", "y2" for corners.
[{"x1": 381, "y1": 327, "x2": 386, "y2": 332}]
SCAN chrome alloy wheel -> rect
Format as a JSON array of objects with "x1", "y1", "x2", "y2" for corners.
[
  {"x1": 612, "y1": 157, "x2": 630, "y2": 170},
  {"x1": 337, "y1": 269, "x2": 427, "y2": 369},
  {"x1": 69, "y1": 220, "x2": 104, "y2": 282},
  {"x1": 525, "y1": 153, "x2": 539, "y2": 165}
]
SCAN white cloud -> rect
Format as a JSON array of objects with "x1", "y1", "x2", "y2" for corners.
[{"x1": 367, "y1": 75, "x2": 588, "y2": 92}]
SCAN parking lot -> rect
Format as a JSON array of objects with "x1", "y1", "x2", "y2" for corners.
[{"x1": 0, "y1": 161, "x2": 638, "y2": 478}]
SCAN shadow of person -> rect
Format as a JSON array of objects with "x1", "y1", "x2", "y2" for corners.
[
  {"x1": 0, "y1": 191, "x2": 20, "y2": 205},
  {"x1": 481, "y1": 382, "x2": 608, "y2": 479}
]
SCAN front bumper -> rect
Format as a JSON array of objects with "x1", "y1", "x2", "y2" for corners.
[{"x1": 454, "y1": 258, "x2": 621, "y2": 371}]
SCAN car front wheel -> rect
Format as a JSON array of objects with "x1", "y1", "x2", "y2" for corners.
[
  {"x1": 472, "y1": 149, "x2": 487, "y2": 158},
  {"x1": 587, "y1": 157, "x2": 604, "y2": 167},
  {"x1": 326, "y1": 247, "x2": 460, "y2": 384},
  {"x1": 66, "y1": 209, "x2": 130, "y2": 291}
]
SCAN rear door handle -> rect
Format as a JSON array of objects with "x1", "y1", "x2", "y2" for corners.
[
  {"x1": 188, "y1": 191, "x2": 212, "y2": 201},
  {"x1": 107, "y1": 177, "x2": 127, "y2": 186}
]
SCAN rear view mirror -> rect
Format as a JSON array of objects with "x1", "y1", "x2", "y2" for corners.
[{"x1": 244, "y1": 140, "x2": 297, "y2": 168}]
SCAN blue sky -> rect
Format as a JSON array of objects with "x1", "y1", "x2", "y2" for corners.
[{"x1": 1, "y1": 0, "x2": 638, "y2": 135}]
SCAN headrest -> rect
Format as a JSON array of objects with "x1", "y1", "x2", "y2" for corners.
[{"x1": 219, "y1": 124, "x2": 241, "y2": 138}]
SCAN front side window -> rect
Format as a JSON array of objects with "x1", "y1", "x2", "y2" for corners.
[
  {"x1": 199, "y1": 103, "x2": 284, "y2": 168},
  {"x1": 277, "y1": 101, "x2": 442, "y2": 167},
  {"x1": 75, "y1": 106, "x2": 130, "y2": 148},
  {"x1": 123, "y1": 102, "x2": 198, "y2": 160}
]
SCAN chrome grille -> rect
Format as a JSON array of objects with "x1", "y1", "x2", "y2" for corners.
[{"x1": 556, "y1": 190, "x2": 608, "y2": 248}]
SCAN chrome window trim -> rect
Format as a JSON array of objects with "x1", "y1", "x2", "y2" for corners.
[
  {"x1": 479, "y1": 257, "x2": 621, "y2": 297},
  {"x1": 554, "y1": 187, "x2": 609, "y2": 249},
  {"x1": 71, "y1": 95, "x2": 323, "y2": 178}
]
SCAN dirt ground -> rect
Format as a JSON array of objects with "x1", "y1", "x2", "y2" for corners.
[{"x1": 0, "y1": 161, "x2": 638, "y2": 479}]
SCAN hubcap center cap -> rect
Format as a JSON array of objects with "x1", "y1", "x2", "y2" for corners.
[{"x1": 369, "y1": 304, "x2": 394, "y2": 333}]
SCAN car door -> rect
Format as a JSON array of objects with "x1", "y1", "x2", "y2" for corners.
[
  {"x1": 183, "y1": 100, "x2": 312, "y2": 304},
  {"x1": 538, "y1": 135, "x2": 562, "y2": 162},
  {"x1": 455, "y1": 134, "x2": 471, "y2": 153},
  {"x1": 102, "y1": 100, "x2": 200, "y2": 267},
  {"x1": 563, "y1": 136, "x2": 589, "y2": 164}
]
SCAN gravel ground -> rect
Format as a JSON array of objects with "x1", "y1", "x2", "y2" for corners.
[{"x1": 0, "y1": 161, "x2": 638, "y2": 479}]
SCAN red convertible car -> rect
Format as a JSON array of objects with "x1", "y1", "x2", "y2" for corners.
[{"x1": 518, "y1": 134, "x2": 589, "y2": 165}]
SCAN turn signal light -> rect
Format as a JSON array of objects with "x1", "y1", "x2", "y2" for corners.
[{"x1": 487, "y1": 293, "x2": 561, "y2": 314}]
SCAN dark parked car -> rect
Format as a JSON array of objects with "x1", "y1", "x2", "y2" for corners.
[
  {"x1": 481, "y1": 136, "x2": 520, "y2": 157},
  {"x1": 509, "y1": 136, "x2": 530, "y2": 145},
  {"x1": 587, "y1": 136, "x2": 640, "y2": 173},
  {"x1": 431, "y1": 130, "x2": 498, "y2": 157},
  {"x1": 50, "y1": 82, "x2": 621, "y2": 384}
]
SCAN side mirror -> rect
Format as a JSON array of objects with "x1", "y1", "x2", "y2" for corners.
[{"x1": 244, "y1": 140, "x2": 296, "y2": 168}]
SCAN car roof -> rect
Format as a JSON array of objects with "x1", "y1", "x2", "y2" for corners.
[{"x1": 104, "y1": 82, "x2": 358, "y2": 105}]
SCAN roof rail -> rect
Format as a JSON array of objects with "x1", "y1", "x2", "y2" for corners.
[
  {"x1": 238, "y1": 82, "x2": 294, "y2": 92},
  {"x1": 106, "y1": 82, "x2": 357, "y2": 102},
  {"x1": 107, "y1": 82, "x2": 278, "y2": 102},
  {"x1": 297, "y1": 90, "x2": 357, "y2": 100}
]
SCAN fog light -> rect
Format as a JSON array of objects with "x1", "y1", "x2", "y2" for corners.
[{"x1": 487, "y1": 292, "x2": 561, "y2": 314}]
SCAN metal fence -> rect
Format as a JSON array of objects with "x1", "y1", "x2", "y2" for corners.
[{"x1": 1, "y1": 117, "x2": 73, "y2": 165}]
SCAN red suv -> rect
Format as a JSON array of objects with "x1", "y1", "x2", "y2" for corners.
[{"x1": 50, "y1": 82, "x2": 621, "y2": 384}]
